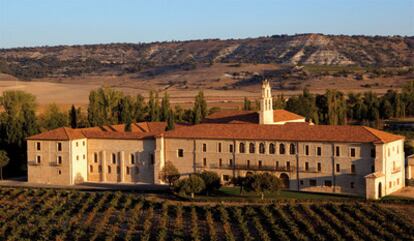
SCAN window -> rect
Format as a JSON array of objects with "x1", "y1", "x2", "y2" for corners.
[
  {"x1": 98, "y1": 165, "x2": 102, "y2": 173},
  {"x1": 336, "y1": 164, "x2": 340, "y2": 172},
  {"x1": 239, "y1": 143, "x2": 245, "y2": 153},
  {"x1": 258, "y1": 160, "x2": 262, "y2": 168},
  {"x1": 83, "y1": 141, "x2": 85, "y2": 146},
  {"x1": 317, "y1": 162, "x2": 321, "y2": 172},
  {"x1": 249, "y1": 143, "x2": 255, "y2": 153},
  {"x1": 89, "y1": 165, "x2": 93, "y2": 172},
  {"x1": 305, "y1": 162, "x2": 309, "y2": 171},
  {"x1": 289, "y1": 144, "x2": 296, "y2": 155},
  {"x1": 229, "y1": 144, "x2": 234, "y2": 153},
  {"x1": 300, "y1": 180, "x2": 304, "y2": 185},
  {"x1": 324, "y1": 180, "x2": 332, "y2": 187},
  {"x1": 219, "y1": 158, "x2": 222, "y2": 167},
  {"x1": 247, "y1": 160, "x2": 250, "y2": 168},
  {"x1": 36, "y1": 142, "x2": 41, "y2": 151},
  {"x1": 150, "y1": 154, "x2": 154, "y2": 165},
  {"x1": 305, "y1": 145, "x2": 309, "y2": 156},
  {"x1": 108, "y1": 166, "x2": 111, "y2": 174},
  {"x1": 36, "y1": 155, "x2": 41, "y2": 164},
  {"x1": 76, "y1": 155, "x2": 79, "y2": 161},
  {"x1": 286, "y1": 161, "x2": 290, "y2": 171},
  {"x1": 58, "y1": 170, "x2": 61, "y2": 175},
  {"x1": 178, "y1": 149, "x2": 184, "y2": 157},
  {"x1": 135, "y1": 166, "x2": 139, "y2": 174},
  {"x1": 350, "y1": 182, "x2": 355, "y2": 189},
  {"x1": 203, "y1": 158, "x2": 207, "y2": 167},
  {"x1": 94, "y1": 153, "x2": 98, "y2": 163},
  {"x1": 259, "y1": 143, "x2": 265, "y2": 154},
  {"x1": 117, "y1": 166, "x2": 120, "y2": 174},
  {"x1": 309, "y1": 179, "x2": 317, "y2": 186},
  {"x1": 275, "y1": 161, "x2": 279, "y2": 169},
  {"x1": 57, "y1": 156, "x2": 62, "y2": 165},
  {"x1": 202, "y1": 143, "x2": 207, "y2": 152},
  {"x1": 269, "y1": 143, "x2": 275, "y2": 154},
  {"x1": 317, "y1": 147, "x2": 322, "y2": 156},
  {"x1": 351, "y1": 164, "x2": 356, "y2": 174},
  {"x1": 218, "y1": 143, "x2": 222, "y2": 153},
  {"x1": 83, "y1": 154, "x2": 86, "y2": 160},
  {"x1": 371, "y1": 148, "x2": 376, "y2": 158},
  {"x1": 279, "y1": 144, "x2": 285, "y2": 154},
  {"x1": 335, "y1": 146, "x2": 340, "y2": 157},
  {"x1": 126, "y1": 167, "x2": 130, "y2": 175},
  {"x1": 76, "y1": 142, "x2": 78, "y2": 147},
  {"x1": 350, "y1": 148, "x2": 356, "y2": 157},
  {"x1": 229, "y1": 159, "x2": 233, "y2": 166},
  {"x1": 112, "y1": 153, "x2": 117, "y2": 164},
  {"x1": 57, "y1": 142, "x2": 62, "y2": 151},
  {"x1": 131, "y1": 154, "x2": 135, "y2": 164}
]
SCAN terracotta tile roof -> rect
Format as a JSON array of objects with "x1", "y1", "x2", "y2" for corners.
[
  {"x1": 203, "y1": 109, "x2": 305, "y2": 124},
  {"x1": 27, "y1": 127, "x2": 86, "y2": 140},
  {"x1": 163, "y1": 123, "x2": 404, "y2": 144},
  {"x1": 365, "y1": 172, "x2": 385, "y2": 178}
]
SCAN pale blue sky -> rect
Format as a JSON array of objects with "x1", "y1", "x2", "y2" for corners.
[{"x1": 1, "y1": 0, "x2": 413, "y2": 48}]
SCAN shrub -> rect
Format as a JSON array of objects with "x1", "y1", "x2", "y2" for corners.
[
  {"x1": 197, "y1": 171, "x2": 221, "y2": 195},
  {"x1": 160, "y1": 161, "x2": 180, "y2": 186},
  {"x1": 245, "y1": 173, "x2": 283, "y2": 199},
  {"x1": 174, "y1": 175, "x2": 205, "y2": 198}
]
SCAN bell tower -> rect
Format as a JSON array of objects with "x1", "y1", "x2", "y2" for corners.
[{"x1": 259, "y1": 79, "x2": 274, "y2": 124}]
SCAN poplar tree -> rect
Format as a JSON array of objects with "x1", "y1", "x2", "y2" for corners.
[
  {"x1": 134, "y1": 94, "x2": 146, "y2": 122},
  {"x1": 165, "y1": 109, "x2": 175, "y2": 131},
  {"x1": 148, "y1": 91, "x2": 160, "y2": 122},
  {"x1": 160, "y1": 92, "x2": 170, "y2": 121}
]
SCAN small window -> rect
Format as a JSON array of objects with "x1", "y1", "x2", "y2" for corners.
[
  {"x1": 36, "y1": 155, "x2": 41, "y2": 164},
  {"x1": 269, "y1": 143, "x2": 275, "y2": 154},
  {"x1": 117, "y1": 166, "x2": 120, "y2": 174},
  {"x1": 286, "y1": 161, "x2": 290, "y2": 171},
  {"x1": 351, "y1": 164, "x2": 356, "y2": 174},
  {"x1": 83, "y1": 154, "x2": 86, "y2": 160},
  {"x1": 112, "y1": 153, "x2": 117, "y2": 164},
  {"x1": 335, "y1": 146, "x2": 340, "y2": 157},
  {"x1": 58, "y1": 170, "x2": 61, "y2": 175},
  {"x1": 317, "y1": 162, "x2": 321, "y2": 172},
  {"x1": 108, "y1": 166, "x2": 111, "y2": 174},
  {"x1": 371, "y1": 148, "x2": 376, "y2": 158},
  {"x1": 98, "y1": 165, "x2": 102, "y2": 173},
  {"x1": 131, "y1": 154, "x2": 135, "y2": 164},
  {"x1": 249, "y1": 143, "x2": 255, "y2": 153},
  {"x1": 76, "y1": 142, "x2": 78, "y2": 147},
  {"x1": 259, "y1": 143, "x2": 265, "y2": 154},
  {"x1": 300, "y1": 180, "x2": 304, "y2": 185},
  {"x1": 309, "y1": 179, "x2": 317, "y2": 186},
  {"x1": 317, "y1": 147, "x2": 322, "y2": 156},
  {"x1": 279, "y1": 144, "x2": 285, "y2": 154},
  {"x1": 247, "y1": 160, "x2": 250, "y2": 168},
  {"x1": 229, "y1": 144, "x2": 234, "y2": 153},
  {"x1": 289, "y1": 144, "x2": 296, "y2": 155},
  {"x1": 90, "y1": 165, "x2": 93, "y2": 172},
  {"x1": 178, "y1": 149, "x2": 184, "y2": 157},
  {"x1": 239, "y1": 143, "x2": 245, "y2": 153},
  {"x1": 36, "y1": 142, "x2": 41, "y2": 151},
  {"x1": 350, "y1": 182, "x2": 355, "y2": 189},
  {"x1": 57, "y1": 156, "x2": 62, "y2": 164},
  {"x1": 258, "y1": 160, "x2": 262, "y2": 168},
  {"x1": 126, "y1": 167, "x2": 130, "y2": 175},
  {"x1": 57, "y1": 142, "x2": 62, "y2": 151},
  {"x1": 275, "y1": 161, "x2": 279, "y2": 169},
  {"x1": 203, "y1": 158, "x2": 207, "y2": 167},
  {"x1": 229, "y1": 159, "x2": 233, "y2": 166},
  {"x1": 83, "y1": 141, "x2": 85, "y2": 146},
  {"x1": 305, "y1": 162, "x2": 309, "y2": 171},
  {"x1": 219, "y1": 158, "x2": 222, "y2": 167},
  {"x1": 305, "y1": 145, "x2": 309, "y2": 156},
  {"x1": 324, "y1": 180, "x2": 332, "y2": 187},
  {"x1": 76, "y1": 155, "x2": 79, "y2": 161},
  {"x1": 150, "y1": 154, "x2": 154, "y2": 165},
  {"x1": 336, "y1": 164, "x2": 340, "y2": 172},
  {"x1": 218, "y1": 143, "x2": 222, "y2": 153},
  {"x1": 202, "y1": 143, "x2": 207, "y2": 152},
  {"x1": 94, "y1": 153, "x2": 98, "y2": 163},
  {"x1": 350, "y1": 148, "x2": 356, "y2": 157}
]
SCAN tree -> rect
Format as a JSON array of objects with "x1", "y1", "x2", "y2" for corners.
[
  {"x1": 193, "y1": 91, "x2": 207, "y2": 122},
  {"x1": 193, "y1": 106, "x2": 202, "y2": 124},
  {"x1": 231, "y1": 176, "x2": 248, "y2": 194},
  {"x1": 134, "y1": 94, "x2": 146, "y2": 122},
  {"x1": 245, "y1": 173, "x2": 282, "y2": 200},
  {"x1": 148, "y1": 91, "x2": 160, "y2": 122},
  {"x1": 40, "y1": 103, "x2": 68, "y2": 130},
  {"x1": 197, "y1": 171, "x2": 221, "y2": 195},
  {"x1": 69, "y1": 105, "x2": 78, "y2": 128},
  {"x1": 160, "y1": 92, "x2": 170, "y2": 121},
  {"x1": 243, "y1": 97, "x2": 252, "y2": 111},
  {"x1": 273, "y1": 94, "x2": 286, "y2": 109},
  {"x1": 174, "y1": 175, "x2": 205, "y2": 198},
  {"x1": 165, "y1": 109, "x2": 175, "y2": 131},
  {"x1": 0, "y1": 150, "x2": 9, "y2": 180},
  {"x1": 160, "y1": 161, "x2": 180, "y2": 186}
]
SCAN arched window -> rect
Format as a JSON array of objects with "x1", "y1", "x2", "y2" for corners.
[
  {"x1": 259, "y1": 143, "x2": 265, "y2": 154},
  {"x1": 289, "y1": 144, "x2": 296, "y2": 155},
  {"x1": 249, "y1": 143, "x2": 255, "y2": 154},
  {"x1": 239, "y1": 143, "x2": 245, "y2": 153},
  {"x1": 279, "y1": 144, "x2": 285, "y2": 154},
  {"x1": 269, "y1": 143, "x2": 275, "y2": 154}
]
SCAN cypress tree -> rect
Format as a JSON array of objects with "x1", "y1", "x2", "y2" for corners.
[
  {"x1": 69, "y1": 105, "x2": 77, "y2": 128},
  {"x1": 165, "y1": 109, "x2": 175, "y2": 131},
  {"x1": 160, "y1": 92, "x2": 170, "y2": 121}
]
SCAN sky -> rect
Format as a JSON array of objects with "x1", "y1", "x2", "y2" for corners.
[{"x1": 0, "y1": 0, "x2": 413, "y2": 48}]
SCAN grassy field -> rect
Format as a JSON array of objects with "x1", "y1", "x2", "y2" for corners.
[{"x1": 0, "y1": 187, "x2": 413, "y2": 241}]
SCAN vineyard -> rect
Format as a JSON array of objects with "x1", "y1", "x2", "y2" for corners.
[{"x1": 0, "y1": 187, "x2": 413, "y2": 241}]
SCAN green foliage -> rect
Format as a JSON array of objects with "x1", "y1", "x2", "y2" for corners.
[
  {"x1": 69, "y1": 105, "x2": 77, "y2": 128},
  {"x1": 160, "y1": 161, "x2": 180, "y2": 186},
  {"x1": 243, "y1": 97, "x2": 252, "y2": 111},
  {"x1": 193, "y1": 91, "x2": 207, "y2": 124},
  {"x1": 197, "y1": 171, "x2": 221, "y2": 195},
  {"x1": 174, "y1": 175, "x2": 205, "y2": 198},
  {"x1": 244, "y1": 173, "x2": 283, "y2": 199},
  {"x1": 134, "y1": 94, "x2": 146, "y2": 122},
  {"x1": 160, "y1": 92, "x2": 170, "y2": 121},
  {"x1": 165, "y1": 109, "x2": 175, "y2": 131},
  {"x1": 40, "y1": 103, "x2": 68, "y2": 130},
  {"x1": 148, "y1": 91, "x2": 160, "y2": 122},
  {"x1": 0, "y1": 150, "x2": 10, "y2": 179}
]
